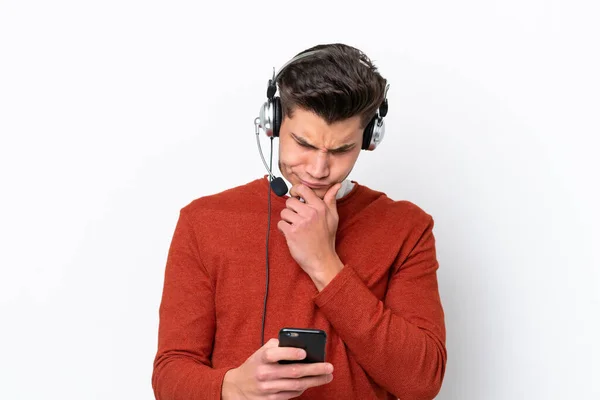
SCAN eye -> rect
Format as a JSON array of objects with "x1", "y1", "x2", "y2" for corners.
[
  {"x1": 331, "y1": 149, "x2": 350, "y2": 155},
  {"x1": 297, "y1": 141, "x2": 313, "y2": 149}
]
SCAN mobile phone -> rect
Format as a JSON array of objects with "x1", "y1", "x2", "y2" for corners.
[{"x1": 278, "y1": 327, "x2": 326, "y2": 364}]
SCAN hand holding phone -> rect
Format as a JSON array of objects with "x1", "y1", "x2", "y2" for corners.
[{"x1": 221, "y1": 332, "x2": 333, "y2": 400}]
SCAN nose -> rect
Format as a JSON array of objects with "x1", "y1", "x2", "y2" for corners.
[{"x1": 305, "y1": 150, "x2": 330, "y2": 180}]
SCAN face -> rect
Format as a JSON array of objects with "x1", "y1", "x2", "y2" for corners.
[{"x1": 278, "y1": 107, "x2": 363, "y2": 199}]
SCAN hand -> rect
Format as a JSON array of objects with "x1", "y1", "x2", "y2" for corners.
[
  {"x1": 277, "y1": 183, "x2": 342, "y2": 276},
  {"x1": 222, "y1": 338, "x2": 334, "y2": 400}
]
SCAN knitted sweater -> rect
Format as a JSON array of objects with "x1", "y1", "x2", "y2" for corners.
[{"x1": 152, "y1": 176, "x2": 446, "y2": 400}]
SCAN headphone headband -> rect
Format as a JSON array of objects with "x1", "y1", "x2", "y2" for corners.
[{"x1": 267, "y1": 50, "x2": 324, "y2": 100}]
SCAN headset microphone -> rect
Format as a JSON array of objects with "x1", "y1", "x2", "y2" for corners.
[
  {"x1": 254, "y1": 117, "x2": 288, "y2": 196},
  {"x1": 269, "y1": 177, "x2": 288, "y2": 197}
]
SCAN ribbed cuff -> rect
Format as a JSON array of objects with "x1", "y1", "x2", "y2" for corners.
[
  {"x1": 187, "y1": 365, "x2": 234, "y2": 400},
  {"x1": 312, "y1": 264, "x2": 356, "y2": 307}
]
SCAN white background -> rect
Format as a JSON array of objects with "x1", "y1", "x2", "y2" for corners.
[{"x1": 1, "y1": 1, "x2": 599, "y2": 399}]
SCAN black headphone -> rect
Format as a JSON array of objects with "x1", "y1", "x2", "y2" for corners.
[{"x1": 257, "y1": 50, "x2": 389, "y2": 151}]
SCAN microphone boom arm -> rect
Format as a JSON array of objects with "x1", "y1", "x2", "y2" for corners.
[{"x1": 255, "y1": 117, "x2": 276, "y2": 181}]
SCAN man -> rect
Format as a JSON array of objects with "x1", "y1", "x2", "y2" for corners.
[{"x1": 152, "y1": 43, "x2": 446, "y2": 400}]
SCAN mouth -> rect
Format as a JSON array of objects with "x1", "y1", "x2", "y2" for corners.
[{"x1": 299, "y1": 179, "x2": 329, "y2": 189}]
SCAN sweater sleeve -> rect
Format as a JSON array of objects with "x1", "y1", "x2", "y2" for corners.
[
  {"x1": 313, "y1": 215, "x2": 446, "y2": 400},
  {"x1": 152, "y1": 209, "x2": 232, "y2": 400}
]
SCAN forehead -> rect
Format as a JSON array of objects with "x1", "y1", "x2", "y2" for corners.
[{"x1": 283, "y1": 108, "x2": 362, "y2": 143}]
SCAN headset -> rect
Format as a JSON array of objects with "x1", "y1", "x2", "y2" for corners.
[
  {"x1": 253, "y1": 49, "x2": 390, "y2": 346},
  {"x1": 257, "y1": 50, "x2": 389, "y2": 152}
]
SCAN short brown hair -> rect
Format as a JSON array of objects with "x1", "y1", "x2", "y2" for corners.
[{"x1": 277, "y1": 43, "x2": 388, "y2": 129}]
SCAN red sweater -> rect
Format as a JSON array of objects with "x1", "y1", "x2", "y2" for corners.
[{"x1": 152, "y1": 176, "x2": 446, "y2": 400}]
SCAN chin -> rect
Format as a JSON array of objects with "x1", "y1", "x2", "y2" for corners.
[{"x1": 307, "y1": 186, "x2": 329, "y2": 199}]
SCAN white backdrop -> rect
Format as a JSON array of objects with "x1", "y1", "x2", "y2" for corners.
[{"x1": 1, "y1": 1, "x2": 599, "y2": 399}]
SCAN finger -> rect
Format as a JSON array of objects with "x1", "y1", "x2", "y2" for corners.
[
  {"x1": 255, "y1": 338, "x2": 279, "y2": 364},
  {"x1": 261, "y1": 374, "x2": 334, "y2": 394},
  {"x1": 277, "y1": 362, "x2": 334, "y2": 379},
  {"x1": 277, "y1": 220, "x2": 290, "y2": 236},
  {"x1": 280, "y1": 208, "x2": 302, "y2": 225},
  {"x1": 263, "y1": 338, "x2": 279, "y2": 348},
  {"x1": 284, "y1": 197, "x2": 307, "y2": 214},
  {"x1": 262, "y1": 346, "x2": 306, "y2": 364},
  {"x1": 323, "y1": 183, "x2": 342, "y2": 209},
  {"x1": 289, "y1": 184, "x2": 320, "y2": 205}
]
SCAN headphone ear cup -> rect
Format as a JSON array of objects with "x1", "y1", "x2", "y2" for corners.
[
  {"x1": 272, "y1": 97, "x2": 282, "y2": 137},
  {"x1": 258, "y1": 101, "x2": 271, "y2": 137},
  {"x1": 362, "y1": 116, "x2": 376, "y2": 150}
]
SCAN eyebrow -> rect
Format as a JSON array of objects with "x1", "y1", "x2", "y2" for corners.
[{"x1": 290, "y1": 132, "x2": 357, "y2": 153}]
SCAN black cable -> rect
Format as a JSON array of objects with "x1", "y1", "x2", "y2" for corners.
[{"x1": 261, "y1": 136, "x2": 274, "y2": 347}]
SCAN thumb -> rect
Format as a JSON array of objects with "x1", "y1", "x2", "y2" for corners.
[
  {"x1": 263, "y1": 338, "x2": 279, "y2": 349},
  {"x1": 324, "y1": 183, "x2": 342, "y2": 209}
]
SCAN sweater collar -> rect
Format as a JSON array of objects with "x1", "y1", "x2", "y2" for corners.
[
  {"x1": 278, "y1": 174, "x2": 355, "y2": 200},
  {"x1": 259, "y1": 175, "x2": 362, "y2": 207}
]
